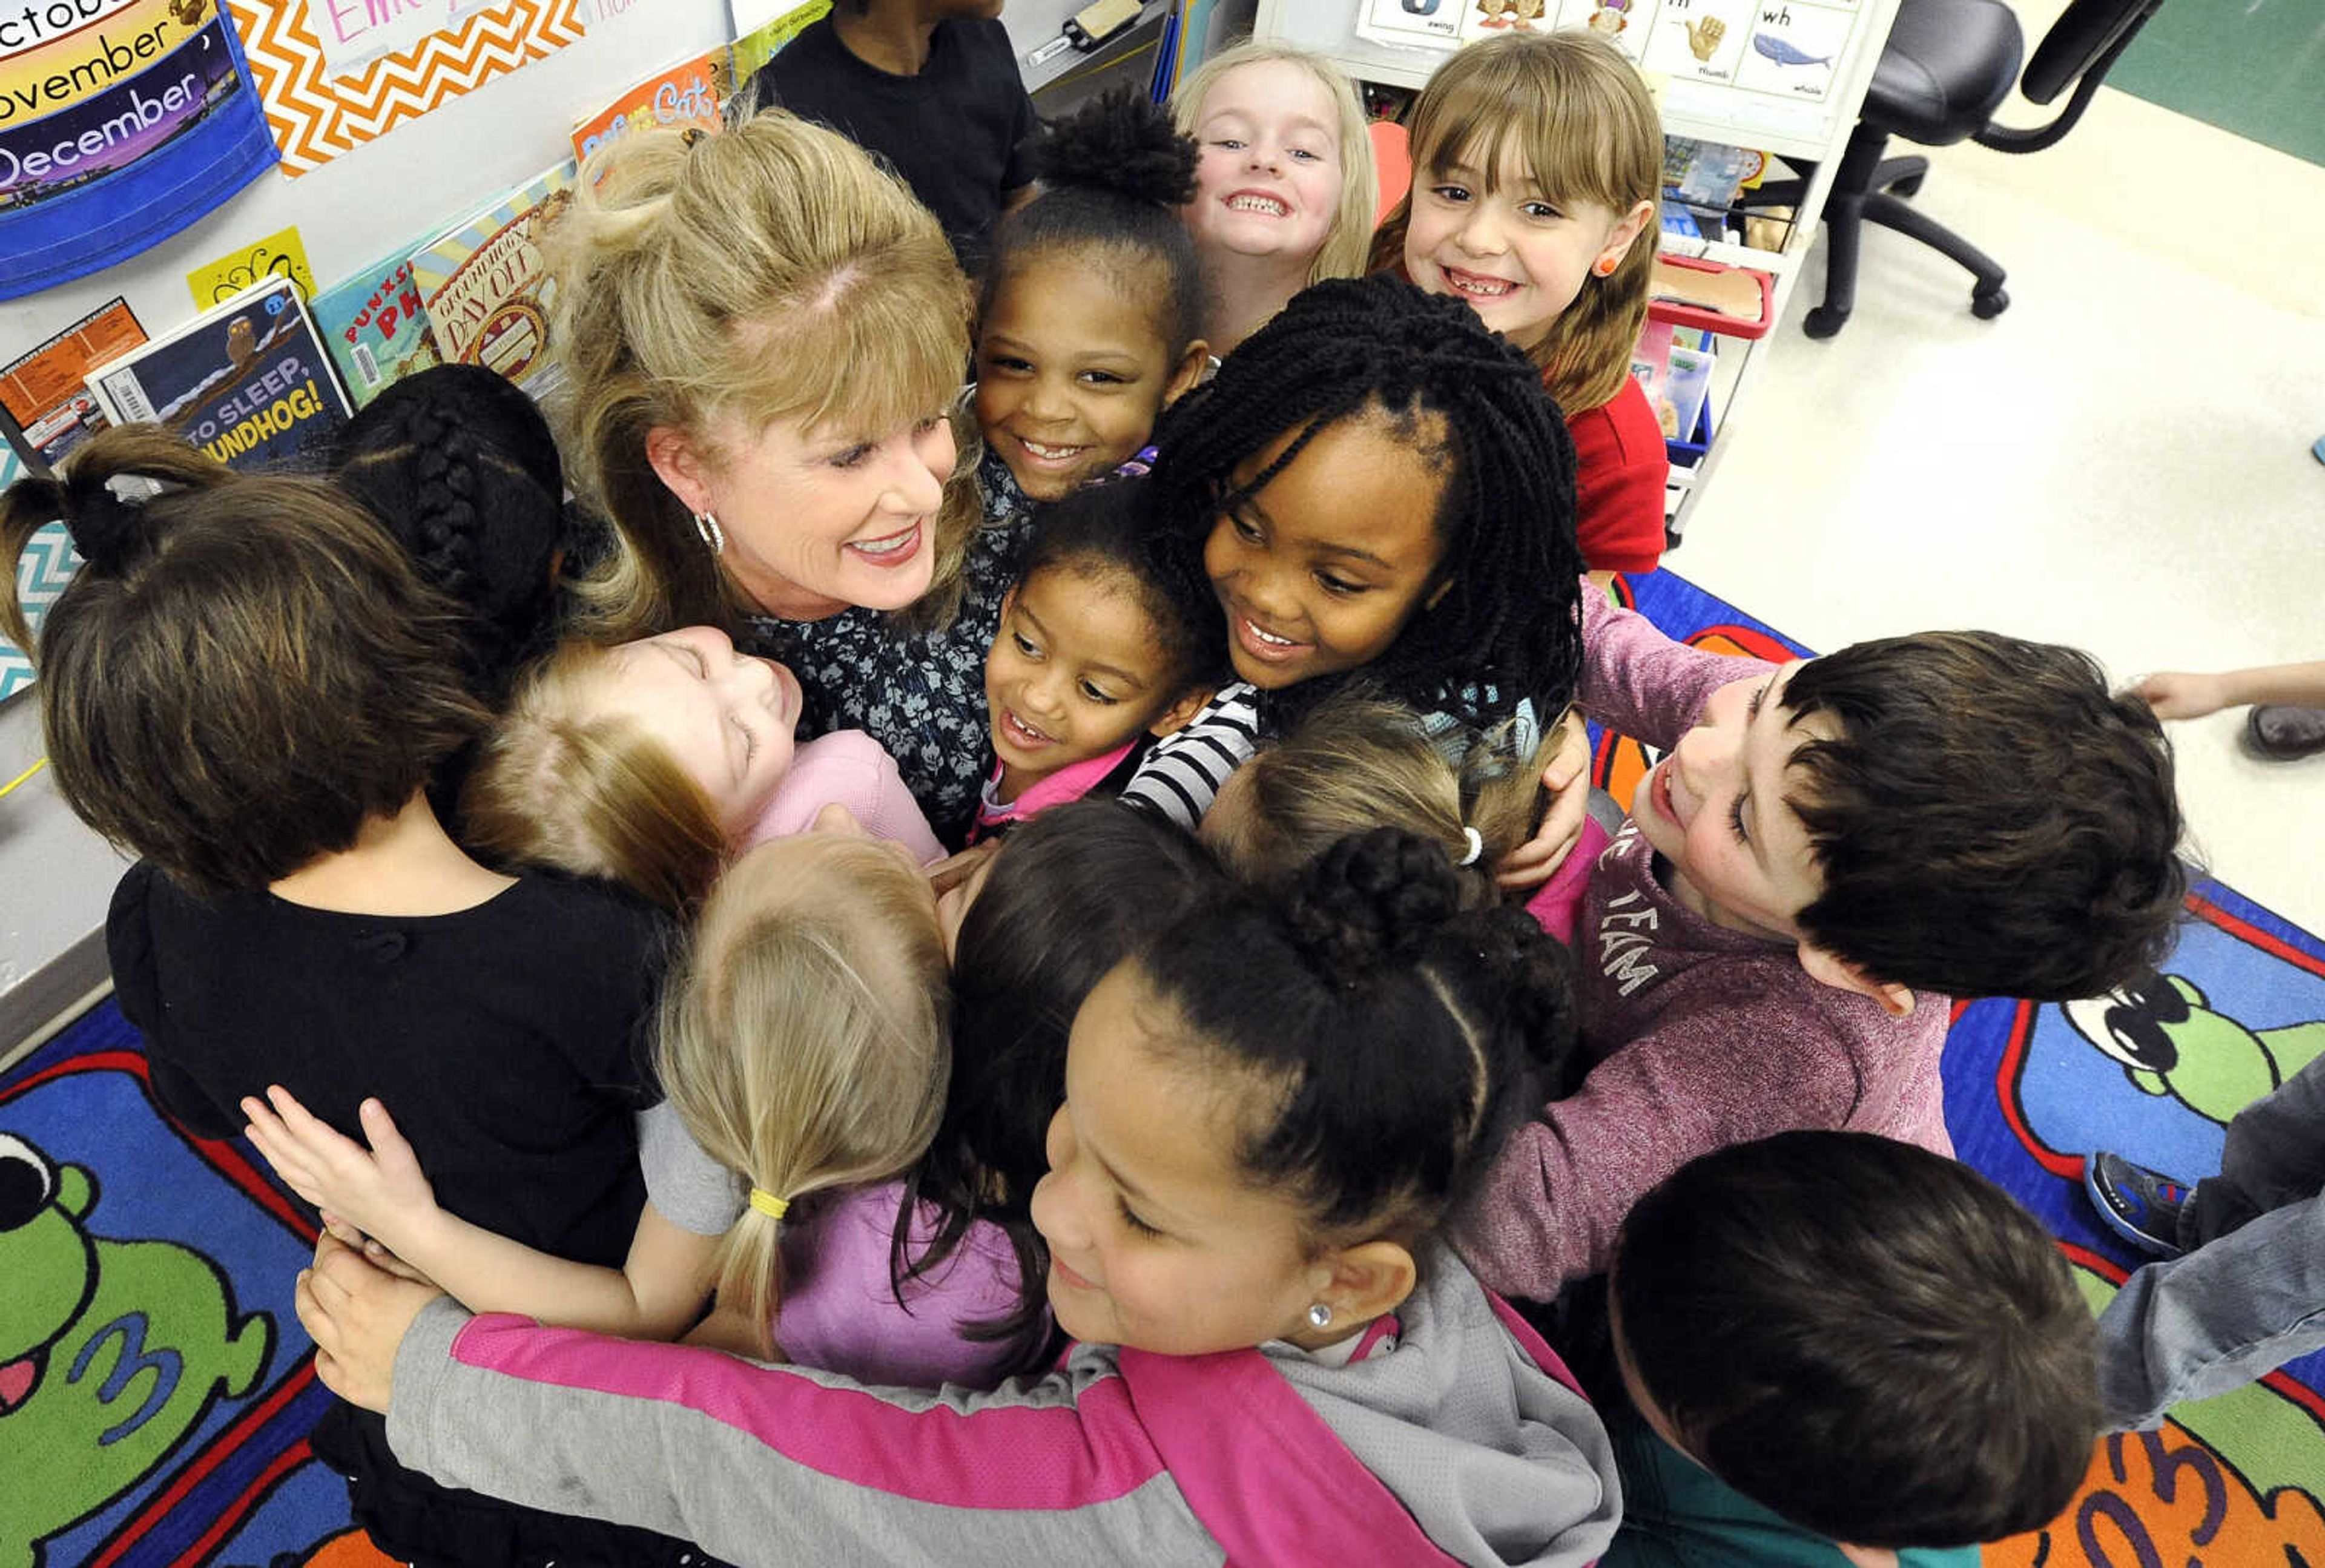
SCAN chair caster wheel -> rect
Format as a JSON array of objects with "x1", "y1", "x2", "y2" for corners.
[
  {"x1": 1971, "y1": 286, "x2": 2009, "y2": 320},
  {"x1": 1803, "y1": 305, "x2": 1850, "y2": 340}
]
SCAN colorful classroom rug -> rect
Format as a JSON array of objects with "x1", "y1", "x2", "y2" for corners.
[{"x1": 3, "y1": 568, "x2": 2319, "y2": 1567}]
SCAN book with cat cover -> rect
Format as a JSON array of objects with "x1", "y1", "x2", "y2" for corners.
[
  {"x1": 311, "y1": 252, "x2": 444, "y2": 407},
  {"x1": 407, "y1": 162, "x2": 578, "y2": 401},
  {"x1": 84, "y1": 274, "x2": 353, "y2": 472},
  {"x1": 573, "y1": 47, "x2": 731, "y2": 168}
]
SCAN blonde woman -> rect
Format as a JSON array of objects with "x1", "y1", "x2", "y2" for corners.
[
  {"x1": 547, "y1": 111, "x2": 1021, "y2": 840},
  {"x1": 1170, "y1": 41, "x2": 1377, "y2": 354}
]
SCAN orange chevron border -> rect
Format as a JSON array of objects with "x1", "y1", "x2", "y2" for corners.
[{"x1": 222, "y1": 0, "x2": 584, "y2": 174}]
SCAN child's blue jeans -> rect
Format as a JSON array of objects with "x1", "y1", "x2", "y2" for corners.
[{"x1": 2096, "y1": 1053, "x2": 2325, "y2": 1428}]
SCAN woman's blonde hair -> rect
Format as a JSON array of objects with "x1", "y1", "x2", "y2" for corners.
[
  {"x1": 547, "y1": 108, "x2": 982, "y2": 640},
  {"x1": 657, "y1": 835, "x2": 951, "y2": 1356},
  {"x1": 1370, "y1": 31, "x2": 1661, "y2": 412},
  {"x1": 1210, "y1": 692, "x2": 1573, "y2": 896},
  {"x1": 1172, "y1": 41, "x2": 1378, "y2": 286},
  {"x1": 459, "y1": 641, "x2": 727, "y2": 912}
]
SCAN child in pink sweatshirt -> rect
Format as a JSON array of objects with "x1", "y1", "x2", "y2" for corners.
[{"x1": 1456, "y1": 585, "x2": 2188, "y2": 1299}]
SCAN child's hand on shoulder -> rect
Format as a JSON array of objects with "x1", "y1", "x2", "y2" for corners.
[
  {"x1": 242, "y1": 1088, "x2": 445, "y2": 1255},
  {"x1": 1494, "y1": 722, "x2": 1592, "y2": 892}
]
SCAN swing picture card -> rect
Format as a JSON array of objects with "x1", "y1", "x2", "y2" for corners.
[{"x1": 223, "y1": 0, "x2": 585, "y2": 174}]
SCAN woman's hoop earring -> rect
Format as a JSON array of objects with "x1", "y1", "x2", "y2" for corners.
[{"x1": 693, "y1": 510, "x2": 725, "y2": 555}]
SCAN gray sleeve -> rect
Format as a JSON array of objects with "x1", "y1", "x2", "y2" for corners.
[
  {"x1": 636, "y1": 1101, "x2": 745, "y2": 1236},
  {"x1": 387, "y1": 1302, "x2": 1224, "y2": 1566}
]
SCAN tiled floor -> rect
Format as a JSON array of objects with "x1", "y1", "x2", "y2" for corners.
[{"x1": 1673, "y1": 35, "x2": 2325, "y2": 936}]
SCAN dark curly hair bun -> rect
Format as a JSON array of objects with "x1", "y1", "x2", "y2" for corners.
[
  {"x1": 1032, "y1": 87, "x2": 1199, "y2": 209},
  {"x1": 1284, "y1": 826, "x2": 1467, "y2": 971}
]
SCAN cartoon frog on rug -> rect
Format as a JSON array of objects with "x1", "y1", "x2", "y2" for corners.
[
  {"x1": 0, "y1": 1130, "x2": 272, "y2": 1568},
  {"x1": 2065, "y1": 970, "x2": 2325, "y2": 1127}
]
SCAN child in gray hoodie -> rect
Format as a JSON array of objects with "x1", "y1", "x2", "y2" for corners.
[{"x1": 294, "y1": 831, "x2": 1621, "y2": 1567}]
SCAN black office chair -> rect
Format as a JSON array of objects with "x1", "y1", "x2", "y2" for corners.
[{"x1": 1758, "y1": 0, "x2": 2169, "y2": 339}]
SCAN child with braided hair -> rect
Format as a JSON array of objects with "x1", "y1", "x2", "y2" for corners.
[
  {"x1": 292, "y1": 829, "x2": 1619, "y2": 1568},
  {"x1": 328, "y1": 363, "x2": 569, "y2": 708},
  {"x1": 1118, "y1": 272, "x2": 1589, "y2": 853},
  {"x1": 1373, "y1": 31, "x2": 1669, "y2": 579}
]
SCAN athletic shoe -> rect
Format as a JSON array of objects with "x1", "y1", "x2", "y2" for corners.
[
  {"x1": 2248, "y1": 706, "x2": 2325, "y2": 762},
  {"x1": 2085, "y1": 1151, "x2": 2191, "y2": 1257}
]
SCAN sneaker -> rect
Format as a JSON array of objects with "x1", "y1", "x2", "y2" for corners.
[
  {"x1": 2248, "y1": 705, "x2": 2325, "y2": 762},
  {"x1": 2085, "y1": 1151, "x2": 2191, "y2": 1257}
]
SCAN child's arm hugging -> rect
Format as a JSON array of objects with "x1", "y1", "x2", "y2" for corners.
[
  {"x1": 297, "y1": 1239, "x2": 1222, "y2": 1565},
  {"x1": 245, "y1": 1087, "x2": 714, "y2": 1340}
]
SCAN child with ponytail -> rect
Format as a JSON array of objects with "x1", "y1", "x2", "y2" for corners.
[
  {"x1": 294, "y1": 829, "x2": 1618, "y2": 1567},
  {"x1": 1373, "y1": 31, "x2": 1669, "y2": 579},
  {"x1": 246, "y1": 821, "x2": 964, "y2": 1382},
  {"x1": 1204, "y1": 691, "x2": 1612, "y2": 946},
  {"x1": 4, "y1": 426, "x2": 685, "y2": 1567}
]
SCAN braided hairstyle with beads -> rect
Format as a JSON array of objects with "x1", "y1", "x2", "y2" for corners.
[
  {"x1": 1147, "y1": 274, "x2": 1585, "y2": 732},
  {"x1": 331, "y1": 364, "x2": 567, "y2": 705}
]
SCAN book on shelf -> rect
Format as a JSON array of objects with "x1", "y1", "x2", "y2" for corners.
[
  {"x1": 407, "y1": 162, "x2": 579, "y2": 403},
  {"x1": 573, "y1": 47, "x2": 733, "y2": 168},
  {"x1": 311, "y1": 254, "x2": 446, "y2": 408},
  {"x1": 84, "y1": 276, "x2": 353, "y2": 472}
]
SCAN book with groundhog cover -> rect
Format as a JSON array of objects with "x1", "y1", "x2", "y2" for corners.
[{"x1": 83, "y1": 274, "x2": 351, "y2": 471}]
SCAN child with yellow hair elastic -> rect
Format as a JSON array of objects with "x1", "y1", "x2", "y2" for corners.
[
  {"x1": 461, "y1": 628, "x2": 943, "y2": 911},
  {"x1": 244, "y1": 822, "x2": 999, "y2": 1388}
]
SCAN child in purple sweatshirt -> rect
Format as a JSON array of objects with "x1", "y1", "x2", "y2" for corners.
[{"x1": 1456, "y1": 585, "x2": 2188, "y2": 1299}]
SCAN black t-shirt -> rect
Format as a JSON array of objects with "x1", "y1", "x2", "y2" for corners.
[
  {"x1": 750, "y1": 16, "x2": 1038, "y2": 273},
  {"x1": 108, "y1": 863, "x2": 692, "y2": 1566}
]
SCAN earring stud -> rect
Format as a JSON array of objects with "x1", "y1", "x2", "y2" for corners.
[{"x1": 1307, "y1": 1303, "x2": 1333, "y2": 1329}]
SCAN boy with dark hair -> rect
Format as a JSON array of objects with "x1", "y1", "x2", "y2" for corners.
[
  {"x1": 1601, "y1": 1132, "x2": 2101, "y2": 1567},
  {"x1": 749, "y1": 0, "x2": 1037, "y2": 275},
  {"x1": 1458, "y1": 589, "x2": 2186, "y2": 1298}
]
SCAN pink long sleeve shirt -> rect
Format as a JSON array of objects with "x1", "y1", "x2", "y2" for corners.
[{"x1": 1454, "y1": 587, "x2": 1953, "y2": 1299}]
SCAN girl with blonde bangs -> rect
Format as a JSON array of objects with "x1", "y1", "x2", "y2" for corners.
[
  {"x1": 1372, "y1": 31, "x2": 1671, "y2": 579},
  {"x1": 544, "y1": 109, "x2": 1027, "y2": 843},
  {"x1": 1170, "y1": 41, "x2": 1377, "y2": 352},
  {"x1": 244, "y1": 826, "x2": 990, "y2": 1388}
]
